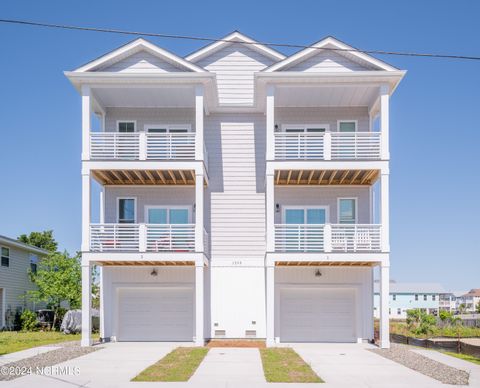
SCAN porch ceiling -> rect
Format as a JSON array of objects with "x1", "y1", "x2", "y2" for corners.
[
  {"x1": 92, "y1": 169, "x2": 197, "y2": 185},
  {"x1": 97, "y1": 260, "x2": 195, "y2": 266},
  {"x1": 276, "y1": 261, "x2": 376, "y2": 267},
  {"x1": 275, "y1": 169, "x2": 379, "y2": 185}
]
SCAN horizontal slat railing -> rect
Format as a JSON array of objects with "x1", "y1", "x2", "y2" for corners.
[
  {"x1": 90, "y1": 224, "x2": 140, "y2": 251},
  {"x1": 146, "y1": 133, "x2": 196, "y2": 160},
  {"x1": 274, "y1": 224, "x2": 383, "y2": 253},
  {"x1": 145, "y1": 224, "x2": 195, "y2": 252},
  {"x1": 89, "y1": 132, "x2": 197, "y2": 160},
  {"x1": 90, "y1": 133, "x2": 140, "y2": 160},
  {"x1": 331, "y1": 132, "x2": 381, "y2": 160},
  {"x1": 274, "y1": 224, "x2": 325, "y2": 252},
  {"x1": 274, "y1": 133, "x2": 325, "y2": 160},
  {"x1": 273, "y1": 132, "x2": 382, "y2": 160}
]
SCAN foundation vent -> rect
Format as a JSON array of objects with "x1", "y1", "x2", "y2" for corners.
[
  {"x1": 245, "y1": 330, "x2": 257, "y2": 338},
  {"x1": 214, "y1": 330, "x2": 226, "y2": 338}
]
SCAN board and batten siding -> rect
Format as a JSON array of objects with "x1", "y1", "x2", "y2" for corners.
[
  {"x1": 275, "y1": 107, "x2": 370, "y2": 132},
  {"x1": 104, "y1": 186, "x2": 195, "y2": 224},
  {"x1": 205, "y1": 113, "x2": 266, "y2": 263},
  {"x1": 275, "y1": 186, "x2": 371, "y2": 224},
  {"x1": 283, "y1": 51, "x2": 373, "y2": 72},
  {"x1": 104, "y1": 108, "x2": 195, "y2": 132},
  {"x1": 100, "y1": 51, "x2": 187, "y2": 73},
  {"x1": 196, "y1": 43, "x2": 275, "y2": 105}
]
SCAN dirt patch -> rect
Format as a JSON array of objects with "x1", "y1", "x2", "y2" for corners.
[{"x1": 206, "y1": 340, "x2": 266, "y2": 348}]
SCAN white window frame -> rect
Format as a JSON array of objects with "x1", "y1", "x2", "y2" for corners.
[
  {"x1": 424, "y1": 294, "x2": 428, "y2": 301},
  {"x1": 397, "y1": 308, "x2": 401, "y2": 315},
  {"x1": 337, "y1": 120, "x2": 358, "y2": 132},
  {"x1": 392, "y1": 294, "x2": 396, "y2": 301},
  {"x1": 144, "y1": 205, "x2": 192, "y2": 224},
  {"x1": 29, "y1": 253, "x2": 38, "y2": 274},
  {"x1": 117, "y1": 197, "x2": 137, "y2": 224},
  {"x1": 337, "y1": 197, "x2": 358, "y2": 224},
  {"x1": 116, "y1": 120, "x2": 137, "y2": 132},
  {"x1": 415, "y1": 294, "x2": 419, "y2": 301},
  {"x1": 1, "y1": 246, "x2": 9, "y2": 267},
  {"x1": 143, "y1": 124, "x2": 192, "y2": 133},
  {"x1": 282, "y1": 206, "x2": 330, "y2": 224},
  {"x1": 281, "y1": 124, "x2": 330, "y2": 133}
]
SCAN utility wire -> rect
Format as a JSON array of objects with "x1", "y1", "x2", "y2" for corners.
[{"x1": 1, "y1": 18, "x2": 480, "y2": 61}]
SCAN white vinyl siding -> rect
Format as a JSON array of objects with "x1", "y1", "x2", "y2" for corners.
[
  {"x1": 100, "y1": 50, "x2": 187, "y2": 73},
  {"x1": 196, "y1": 43, "x2": 275, "y2": 105},
  {"x1": 283, "y1": 50, "x2": 373, "y2": 72}
]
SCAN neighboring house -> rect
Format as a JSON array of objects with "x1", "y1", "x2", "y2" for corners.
[
  {"x1": 374, "y1": 282, "x2": 444, "y2": 319},
  {"x1": 66, "y1": 32, "x2": 405, "y2": 348},
  {"x1": 458, "y1": 289, "x2": 480, "y2": 312},
  {"x1": 439, "y1": 292, "x2": 457, "y2": 313},
  {"x1": 0, "y1": 235, "x2": 49, "y2": 328}
]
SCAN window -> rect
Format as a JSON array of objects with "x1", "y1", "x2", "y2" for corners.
[
  {"x1": 392, "y1": 294, "x2": 396, "y2": 301},
  {"x1": 338, "y1": 120, "x2": 357, "y2": 132},
  {"x1": 424, "y1": 295, "x2": 428, "y2": 301},
  {"x1": 145, "y1": 124, "x2": 190, "y2": 133},
  {"x1": 146, "y1": 207, "x2": 190, "y2": 224},
  {"x1": 118, "y1": 198, "x2": 136, "y2": 223},
  {"x1": 432, "y1": 295, "x2": 436, "y2": 301},
  {"x1": 1, "y1": 247, "x2": 9, "y2": 267},
  {"x1": 284, "y1": 207, "x2": 328, "y2": 224},
  {"x1": 30, "y1": 254, "x2": 38, "y2": 274},
  {"x1": 283, "y1": 124, "x2": 329, "y2": 133},
  {"x1": 415, "y1": 294, "x2": 419, "y2": 301},
  {"x1": 338, "y1": 198, "x2": 357, "y2": 224},
  {"x1": 397, "y1": 308, "x2": 401, "y2": 315},
  {"x1": 117, "y1": 121, "x2": 135, "y2": 132},
  {"x1": 389, "y1": 308, "x2": 391, "y2": 315}
]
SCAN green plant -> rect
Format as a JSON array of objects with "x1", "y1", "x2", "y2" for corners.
[
  {"x1": 406, "y1": 309, "x2": 436, "y2": 335},
  {"x1": 439, "y1": 310, "x2": 461, "y2": 326},
  {"x1": 19, "y1": 310, "x2": 38, "y2": 331}
]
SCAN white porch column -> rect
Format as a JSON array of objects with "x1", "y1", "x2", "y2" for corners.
[
  {"x1": 380, "y1": 84, "x2": 390, "y2": 160},
  {"x1": 380, "y1": 172, "x2": 390, "y2": 252},
  {"x1": 266, "y1": 173, "x2": 275, "y2": 253},
  {"x1": 81, "y1": 263, "x2": 92, "y2": 347},
  {"x1": 99, "y1": 187, "x2": 105, "y2": 224},
  {"x1": 81, "y1": 85, "x2": 91, "y2": 161},
  {"x1": 195, "y1": 85, "x2": 204, "y2": 162},
  {"x1": 379, "y1": 264, "x2": 390, "y2": 348},
  {"x1": 266, "y1": 264, "x2": 275, "y2": 346},
  {"x1": 266, "y1": 85, "x2": 275, "y2": 161},
  {"x1": 81, "y1": 173, "x2": 91, "y2": 252},
  {"x1": 195, "y1": 264, "x2": 204, "y2": 346},
  {"x1": 99, "y1": 266, "x2": 105, "y2": 340},
  {"x1": 195, "y1": 173, "x2": 204, "y2": 253}
]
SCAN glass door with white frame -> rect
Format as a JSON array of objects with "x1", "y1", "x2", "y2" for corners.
[
  {"x1": 146, "y1": 207, "x2": 191, "y2": 251},
  {"x1": 284, "y1": 207, "x2": 327, "y2": 251}
]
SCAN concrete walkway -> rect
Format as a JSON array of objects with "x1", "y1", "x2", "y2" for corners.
[
  {"x1": 0, "y1": 346, "x2": 61, "y2": 366},
  {"x1": 190, "y1": 347, "x2": 265, "y2": 384}
]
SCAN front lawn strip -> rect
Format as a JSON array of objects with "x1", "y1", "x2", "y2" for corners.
[
  {"x1": 0, "y1": 332, "x2": 82, "y2": 355},
  {"x1": 132, "y1": 347, "x2": 209, "y2": 382},
  {"x1": 443, "y1": 351, "x2": 480, "y2": 366},
  {"x1": 260, "y1": 347, "x2": 323, "y2": 383}
]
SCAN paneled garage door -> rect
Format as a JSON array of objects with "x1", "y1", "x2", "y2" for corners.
[
  {"x1": 280, "y1": 287, "x2": 356, "y2": 342},
  {"x1": 117, "y1": 287, "x2": 193, "y2": 341}
]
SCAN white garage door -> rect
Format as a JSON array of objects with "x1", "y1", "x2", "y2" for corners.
[
  {"x1": 280, "y1": 287, "x2": 356, "y2": 342},
  {"x1": 117, "y1": 287, "x2": 193, "y2": 341}
]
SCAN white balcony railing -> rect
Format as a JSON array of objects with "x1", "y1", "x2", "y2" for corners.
[
  {"x1": 89, "y1": 132, "x2": 197, "y2": 160},
  {"x1": 274, "y1": 224, "x2": 382, "y2": 253},
  {"x1": 90, "y1": 223, "x2": 197, "y2": 253},
  {"x1": 274, "y1": 132, "x2": 382, "y2": 160}
]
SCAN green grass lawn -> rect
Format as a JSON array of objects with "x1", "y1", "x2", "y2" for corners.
[
  {"x1": 443, "y1": 351, "x2": 480, "y2": 365},
  {"x1": 132, "y1": 347, "x2": 209, "y2": 382},
  {"x1": 0, "y1": 331, "x2": 82, "y2": 355},
  {"x1": 260, "y1": 348, "x2": 323, "y2": 383}
]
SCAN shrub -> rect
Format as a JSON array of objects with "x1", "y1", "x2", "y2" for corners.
[
  {"x1": 406, "y1": 309, "x2": 436, "y2": 335},
  {"x1": 20, "y1": 309, "x2": 38, "y2": 331}
]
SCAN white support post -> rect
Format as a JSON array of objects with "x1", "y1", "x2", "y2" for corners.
[
  {"x1": 139, "y1": 132, "x2": 147, "y2": 160},
  {"x1": 195, "y1": 173, "x2": 204, "y2": 253},
  {"x1": 99, "y1": 187, "x2": 105, "y2": 224},
  {"x1": 324, "y1": 224, "x2": 332, "y2": 252},
  {"x1": 266, "y1": 265, "x2": 275, "y2": 346},
  {"x1": 266, "y1": 173, "x2": 275, "y2": 253},
  {"x1": 380, "y1": 172, "x2": 390, "y2": 252},
  {"x1": 195, "y1": 85, "x2": 204, "y2": 162},
  {"x1": 99, "y1": 266, "x2": 105, "y2": 340},
  {"x1": 139, "y1": 224, "x2": 147, "y2": 252},
  {"x1": 81, "y1": 173, "x2": 91, "y2": 252},
  {"x1": 81, "y1": 263, "x2": 92, "y2": 347},
  {"x1": 379, "y1": 264, "x2": 390, "y2": 348},
  {"x1": 82, "y1": 85, "x2": 91, "y2": 161},
  {"x1": 195, "y1": 264, "x2": 204, "y2": 346},
  {"x1": 324, "y1": 132, "x2": 332, "y2": 160},
  {"x1": 380, "y1": 84, "x2": 390, "y2": 160},
  {"x1": 266, "y1": 85, "x2": 275, "y2": 161}
]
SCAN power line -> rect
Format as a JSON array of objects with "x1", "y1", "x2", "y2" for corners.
[{"x1": 1, "y1": 18, "x2": 480, "y2": 61}]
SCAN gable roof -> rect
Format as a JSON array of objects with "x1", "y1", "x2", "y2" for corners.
[
  {"x1": 263, "y1": 36, "x2": 398, "y2": 73},
  {"x1": 464, "y1": 289, "x2": 480, "y2": 297},
  {"x1": 185, "y1": 31, "x2": 286, "y2": 63},
  {"x1": 74, "y1": 38, "x2": 206, "y2": 73},
  {"x1": 0, "y1": 235, "x2": 50, "y2": 256}
]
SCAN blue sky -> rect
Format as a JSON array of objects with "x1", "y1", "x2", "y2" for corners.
[{"x1": 0, "y1": 1, "x2": 479, "y2": 290}]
